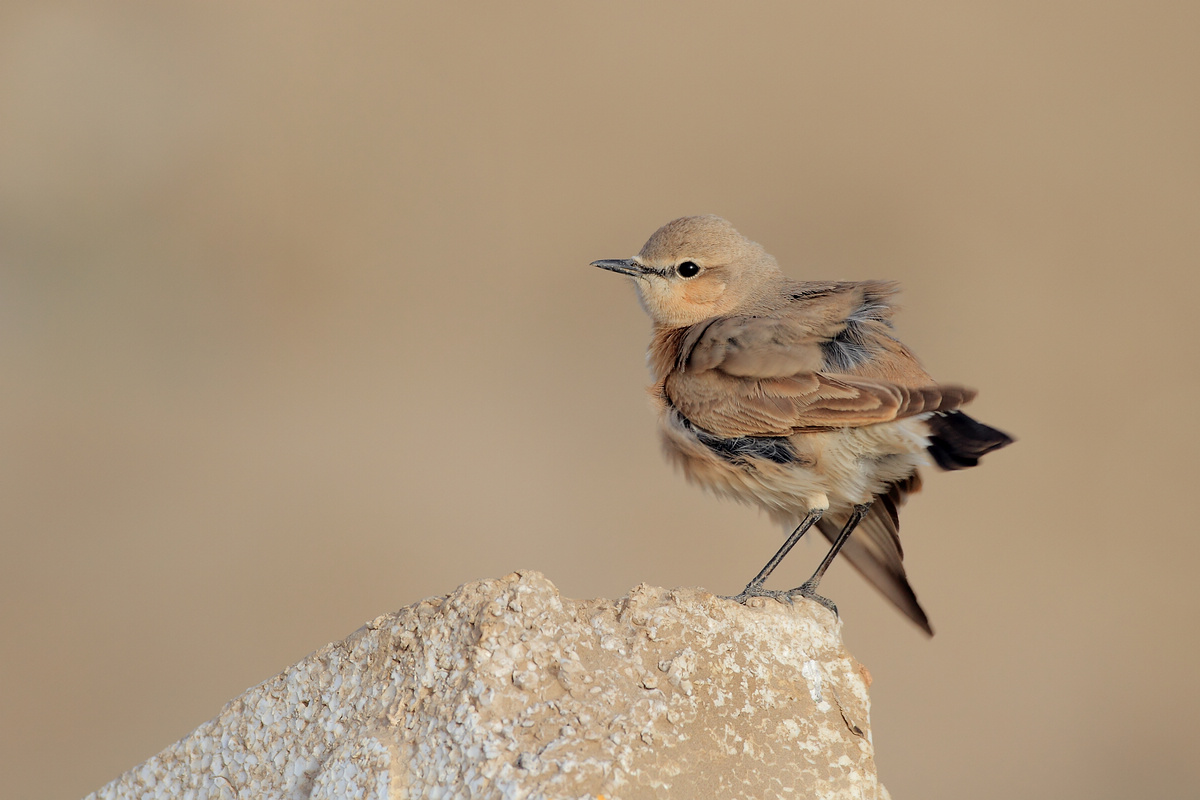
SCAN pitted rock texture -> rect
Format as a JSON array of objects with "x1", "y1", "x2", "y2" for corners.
[{"x1": 86, "y1": 571, "x2": 890, "y2": 799}]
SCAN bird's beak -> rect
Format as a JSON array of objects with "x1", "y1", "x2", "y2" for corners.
[{"x1": 590, "y1": 258, "x2": 648, "y2": 277}]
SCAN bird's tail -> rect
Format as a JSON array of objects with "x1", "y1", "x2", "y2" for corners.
[
  {"x1": 817, "y1": 476, "x2": 934, "y2": 635},
  {"x1": 926, "y1": 410, "x2": 1014, "y2": 470},
  {"x1": 819, "y1": 413, "x2": 1012, "y2": 634}
]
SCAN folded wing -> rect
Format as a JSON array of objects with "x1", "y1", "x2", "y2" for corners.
[{"x1": 666, "y1": 283, "x2": 975, "y2": 438}]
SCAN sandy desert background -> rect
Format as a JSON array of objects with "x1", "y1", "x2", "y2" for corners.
[{"x1": 2, "y1": 3, "x2": 1198, "y2": 797}]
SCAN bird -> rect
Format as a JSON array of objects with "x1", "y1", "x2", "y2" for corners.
[{"x1": 590, "y1": 215, "x2": 1012, "y2": 634}]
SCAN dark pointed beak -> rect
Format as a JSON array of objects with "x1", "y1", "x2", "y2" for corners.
[{"x1": 590, "y1": 258, "x2": 647, "y2": 277}]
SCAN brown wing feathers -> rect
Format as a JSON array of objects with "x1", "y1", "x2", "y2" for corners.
[
  {"x1": 665, "y1": 365, "x2": 976, "y2": 438},
  {"x1": 682, "y1": 315, "x2": 827, "y2": 377},
  {"x1": 663, "y1": 284, "x2": 975, "y2": 438}
]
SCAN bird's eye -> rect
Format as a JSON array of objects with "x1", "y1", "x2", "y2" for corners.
[{"x1": 676, "y1": 261, "x2": 700, "y2": 278}]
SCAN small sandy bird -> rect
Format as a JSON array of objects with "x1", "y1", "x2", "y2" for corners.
[{"x1": 591, "y1": 215, "x2": 1012, "y2": 634}]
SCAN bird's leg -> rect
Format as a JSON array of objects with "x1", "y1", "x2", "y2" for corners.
[
  {"x1": 788, "y1": 502, "x2": 873, "y2": 617},
  {"x1": 726, "y1": 508, "x2": 824, "y2": 603}
]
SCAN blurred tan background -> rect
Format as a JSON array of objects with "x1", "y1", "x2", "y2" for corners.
[{"x1": 2, "y1": 2, "x2": 1197, "y2": 797}]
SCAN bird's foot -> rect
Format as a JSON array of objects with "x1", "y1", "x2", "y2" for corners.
[
  {"x1": 724, "y1": 582, "x2": 795, "y2": 605},
  {"x1": 786, "y1": 580, "x2": 839, "y2": 618}
]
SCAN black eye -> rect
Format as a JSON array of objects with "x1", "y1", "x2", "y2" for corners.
[{"x1": 676, "y1": 261, "x2": 700, "y2": 278}]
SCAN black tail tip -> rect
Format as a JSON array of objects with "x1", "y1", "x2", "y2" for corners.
[{"x1": 927, "y1": 411, "x2": 1014, "y2": 471}]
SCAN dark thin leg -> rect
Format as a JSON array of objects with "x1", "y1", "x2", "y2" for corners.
[
  {"x1": 788, "y1": 502, "x2": 872, "y2": 617},
  {"x1": 725, "y1": 508, "x2": 824, "y2": 603}
]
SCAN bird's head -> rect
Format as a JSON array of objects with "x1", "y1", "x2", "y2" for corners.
[{"x1": 591, "y1": 215, "x2": 783, "y2": 328}]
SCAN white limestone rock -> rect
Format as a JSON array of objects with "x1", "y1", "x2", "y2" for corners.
[{"x1": 87, "y1": 571, "x2": 890, "y2": 799}]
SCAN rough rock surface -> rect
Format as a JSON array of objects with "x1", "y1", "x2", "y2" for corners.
[{"x1": 86, "y1": 571, "x2": 890, "y2": 799}]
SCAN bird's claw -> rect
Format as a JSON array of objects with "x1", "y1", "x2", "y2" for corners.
[
  {"x1": 724, "y1": 583, "x2": 795, "y2": 605},
  {"x1": 786, "y1": 581, "x2": 840, "y2": 617}
]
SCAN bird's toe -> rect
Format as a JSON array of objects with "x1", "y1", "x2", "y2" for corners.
[
  {"x1": 787, "y1": 582, "x2": 840, "y2": 617},
  {"x1": 724, "y1": 583, "x2": 793, "y2": 605}
]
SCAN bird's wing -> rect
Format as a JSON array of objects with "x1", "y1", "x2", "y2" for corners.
[
  {"x1": 665, "y1": 285, "x2": 973, "y2": 437},
  {"x1": 816, "y1": 475, "x2": 932, "y2": 635},
  {"x1": 680, "y1": 280, "x2": 897, "y2": 379},
  {"x1": 666, "y1": 355, "x2": 975, "y2": 438}
]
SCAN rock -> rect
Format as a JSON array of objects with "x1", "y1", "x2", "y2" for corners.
[{"x1": 86, "y1": 571, "x2": 889, "y2": 799}]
